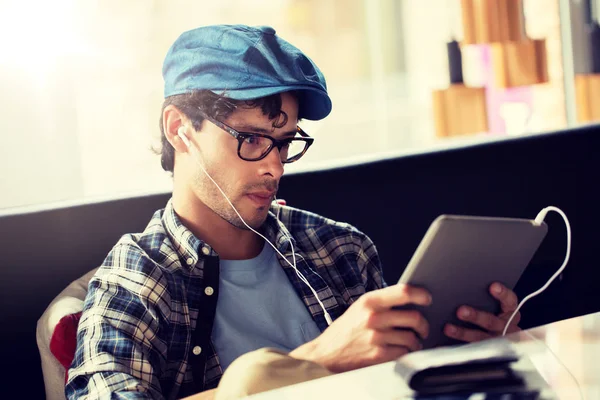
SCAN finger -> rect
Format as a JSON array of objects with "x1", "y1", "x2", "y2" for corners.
[
  {"x1": 366, "y1": 309, "x2": 429, "y2": 339},
  {"x1": 444, "y1": 323, "x2": 491, "y2": 343},
  {"x1": 373, "y1": 329, "x2": 422, "y2": 353},
  {"x1": 457, "y1": 306, "x2": 505, "y2": 333},
  {"x1": 498, "y1": 309, "x2": 521, "y2": 335},
  {"x1": 500, "y1": 310, "x2": 522, "y2": 326},
  {"x1": 504, "y1": 323, "x2": 522, "y2": 335},
  {"x1": 490, "y1": 283, "x2": 519, "y2": 314},
  {"x1": 361, "y1": 284, "x2": 432, "y2": 312}
]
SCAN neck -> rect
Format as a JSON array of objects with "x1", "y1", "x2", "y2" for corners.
[{"x1": 172, "y1": 189, "x2": 265, "y2": 260}]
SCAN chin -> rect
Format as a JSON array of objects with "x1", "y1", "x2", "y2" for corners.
[
  {"x1": 245, "y1": 212, "x2": 269, "y2": 230},
  {"x1": 228, "y1": 207, "x2": 269, "y2": 230}
]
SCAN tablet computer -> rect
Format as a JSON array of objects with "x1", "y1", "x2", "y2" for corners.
[{"x1": 396, "y1": 214, "x2": 548, "y2": 349}]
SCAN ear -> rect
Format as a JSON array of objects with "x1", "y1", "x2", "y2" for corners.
[{"x1": 163, "y1": 105, "x2": 192, "y2": 153}]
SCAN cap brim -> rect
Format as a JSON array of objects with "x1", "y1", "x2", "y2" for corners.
[{"x1": 210, "y1": 86, "x2": 332, "y2": 121}]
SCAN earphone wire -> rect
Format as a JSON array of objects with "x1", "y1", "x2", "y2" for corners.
[
  {"x1": 182, "y1": 132, "x2": 332, "y2": 325},
  {"x1": 502, "y1": 207, "x2": 571, "y2": 336},
  {"x1": 502, "y1": 206, "x2": 582, "y2": 398}
]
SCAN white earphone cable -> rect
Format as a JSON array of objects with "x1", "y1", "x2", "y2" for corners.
[
  {"x1": 502, "y1": 206, "x2": 571, "y2": 336},
  {"x1": 502, "y1": 206, "x2": 581, "y2": 398},
  {"x1": 180, "y1": 129, "x2": 332, "y2": 325}
]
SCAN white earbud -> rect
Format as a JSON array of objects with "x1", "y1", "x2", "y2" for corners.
[{"x1": 178, "y1": 126, "x2": 191, "y2": 148}]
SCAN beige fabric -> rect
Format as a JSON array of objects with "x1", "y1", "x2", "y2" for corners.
[
  {"x1": 36, "y1": 268, "x2": 99, "y2": 400},
  {"x1": 214, "y1": 348, "x2": 334, "y2": 400}
]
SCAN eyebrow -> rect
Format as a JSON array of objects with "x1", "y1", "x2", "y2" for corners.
[{"x1": 233, "y1": 124, "x2": 298, "y2": 138}]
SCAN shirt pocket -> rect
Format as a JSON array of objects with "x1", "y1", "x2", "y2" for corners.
[{"x1": 300, "y1": 321, "x2": 321, "y2": 343}]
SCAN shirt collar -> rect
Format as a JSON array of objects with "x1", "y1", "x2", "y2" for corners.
[
  {"x1": 162, "y1": 198, "x2": 210, "y2": 270},
  {"x1": 161, "y1": 198, "x2": 296, "y2": 269},
  {"x1": 262, "y1": 207, "x2": 296, "y2": 254}
]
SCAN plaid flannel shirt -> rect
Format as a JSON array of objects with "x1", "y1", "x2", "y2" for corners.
[{"x1": 66, "y1": 198, "x2": 386, "y2": 399}]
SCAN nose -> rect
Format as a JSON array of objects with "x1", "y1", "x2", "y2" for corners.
[{"x1": 258, "y1": 146, "x2": 285, "y2": 180}]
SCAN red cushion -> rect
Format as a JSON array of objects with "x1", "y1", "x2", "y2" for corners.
[{"x1": 49, "y1": 311, "x2": 82, "y2": 382}]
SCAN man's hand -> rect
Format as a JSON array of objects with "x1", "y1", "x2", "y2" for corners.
[
  {"x1": 290, "y1": 284, "x2": 431, "y2": 373},
  {"x1": 444, "y1": 282, "x2": 521, "y2": 343}
]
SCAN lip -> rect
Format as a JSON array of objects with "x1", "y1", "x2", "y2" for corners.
[{"x1": 246, "y1": 191, "x2": 275, "y2": 207}]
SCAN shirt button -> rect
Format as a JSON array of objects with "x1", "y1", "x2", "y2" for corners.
[
  {"x1": 201, "y1": 247, "x2": 210, "y2": 256},
  {"x1": 192, "y1": 346, "x2": 202, "y2": 356},
  {"x1": 186, "y1": 258, "x2": 194, "y2": 266},
  {"x1": 204, "y1": 286, "x2": 214, "y2": 296}
]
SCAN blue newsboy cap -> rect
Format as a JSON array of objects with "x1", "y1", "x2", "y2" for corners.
[{"x1": 162, "y1": 24, "x2": 332, "y2": 120}]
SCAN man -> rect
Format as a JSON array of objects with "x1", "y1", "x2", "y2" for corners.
[{"x1": 66, "y1": 25, "x2": 521, "y2": 400}]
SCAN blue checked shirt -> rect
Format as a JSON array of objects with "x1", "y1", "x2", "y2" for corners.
[{"x1": 66, "y1": 199, "x2": 386, "y2": 399}]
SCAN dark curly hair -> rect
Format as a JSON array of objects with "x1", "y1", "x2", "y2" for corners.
[{"x1": 156, "y1": 90, "x2": 294, "y2": 173}]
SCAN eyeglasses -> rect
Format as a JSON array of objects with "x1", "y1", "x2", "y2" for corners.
[{"x1": 195, "y1": 109, "x2": 314, "y2": 163}]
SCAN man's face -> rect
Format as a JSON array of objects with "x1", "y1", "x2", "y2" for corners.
[{"x1": 188, "y1": 92, "x2": 299, "y2": 230}]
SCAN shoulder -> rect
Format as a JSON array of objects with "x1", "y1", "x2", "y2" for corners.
[
  {"x1": 275, "y1": 204, "x2": 365, "y2": 235},
  {"x1": 89, "y1": 209, "x2": 177, "y2": 310},
  {"x1": 273, "y1": 204, "x2": 386, "y2": 291},
  {"x1": 274, "y1": 205, "x2": 375, "y2": 255}
]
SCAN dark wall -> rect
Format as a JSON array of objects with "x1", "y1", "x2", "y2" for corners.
[
  {"x1": 0, "y1": 193, "x2": 171, "y2": 399},
  {"x1": 1, "y1": 124, "x2": 598, "y2": 397}
]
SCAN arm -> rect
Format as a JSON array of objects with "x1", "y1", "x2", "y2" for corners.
[
  {"x1": 66, "y1": 244, "x2": 170, "y2": 400},
  {"x1": 180, "y1": 389, "x2": 216, "y2": 400}
]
